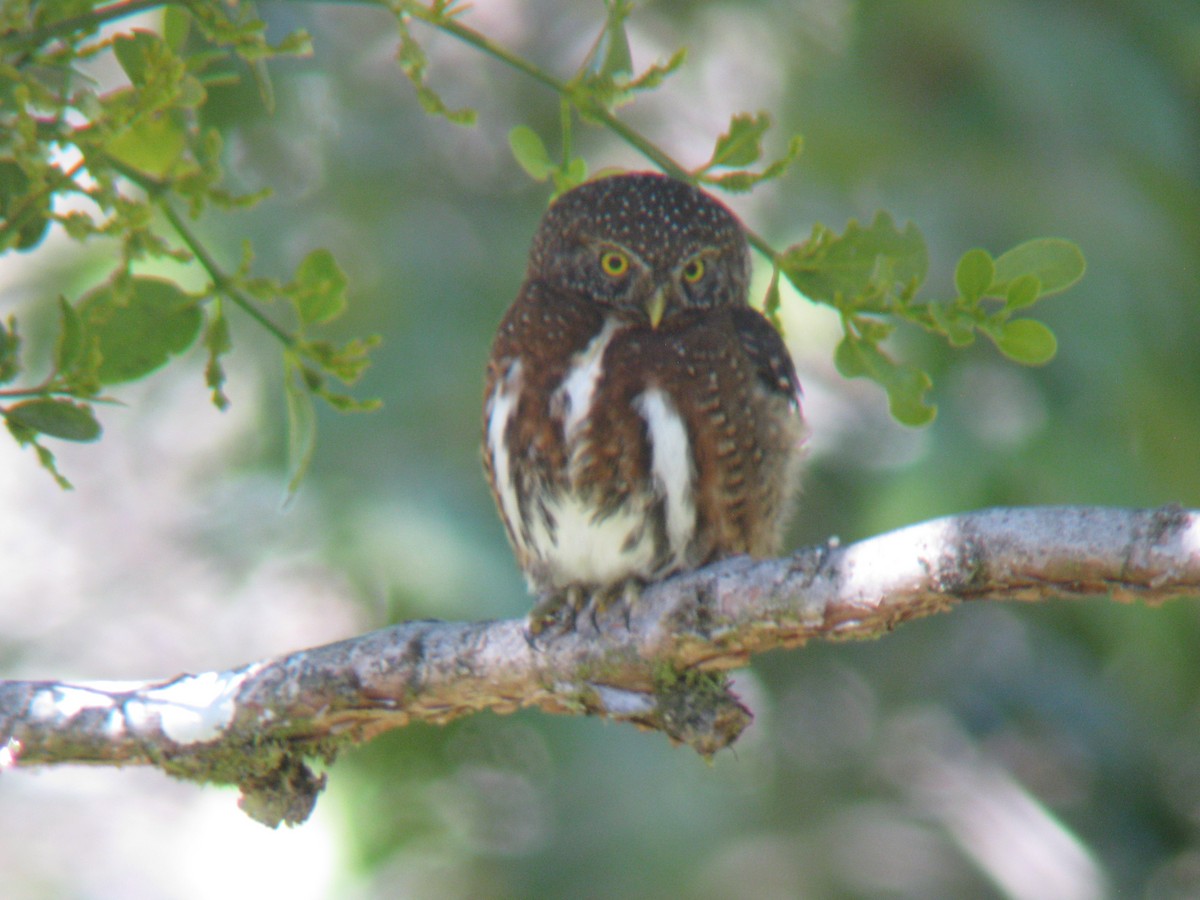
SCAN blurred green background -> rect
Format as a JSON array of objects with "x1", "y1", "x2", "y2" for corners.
[{"x1": 2, "y1": 0, "x2": 1199, "y2": 897}]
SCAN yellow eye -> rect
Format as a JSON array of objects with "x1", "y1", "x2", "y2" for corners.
[
  {"x1": 682, "y1": 258, "x2": 706, "y2": 283},
  {"x1": 600, "y1": 250, "x2": 630, "y2": 278}
]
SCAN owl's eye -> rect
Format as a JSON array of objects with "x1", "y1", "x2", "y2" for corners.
[
  {"x1": 682, "y1": 258, "x2": 706, "y2": 283},
  {"x1": 600, "y1": 250, "x2": 630, "y2": 278}
]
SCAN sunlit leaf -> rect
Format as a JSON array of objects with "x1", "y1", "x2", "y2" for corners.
[
  {"x1": 104, "y1": 113, "x2": 187, "y2": 178},
  {"x1": 782, "y1": 212, "x2": 929, "y2": 308},
  {"x1": 113, "y1": 30, "x2": 163, "y2": 86}
]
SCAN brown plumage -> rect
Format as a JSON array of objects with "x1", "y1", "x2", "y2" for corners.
[{"x1": 483, "y1": 172, "x2": 805, "y2": 632}]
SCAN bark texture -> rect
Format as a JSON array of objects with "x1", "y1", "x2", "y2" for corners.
[{"x1": 2, "y1": 505, "x2": 1196, "y2": 826}]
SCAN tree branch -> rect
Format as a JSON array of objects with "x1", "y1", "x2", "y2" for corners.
[{"x1": 2, "y1": 505, "x2": 1197, "y2": 827}]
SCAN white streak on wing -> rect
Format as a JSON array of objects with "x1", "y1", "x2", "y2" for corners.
[
  {"x1": 635, "y1": 388, "x2": 695, "y2": 563},
  {"x1": 557, "y1": 319, "x2": 619, "y2": 441},
  {"x1": 486, "y1": 359, "x2": 524, "y2": 552}
]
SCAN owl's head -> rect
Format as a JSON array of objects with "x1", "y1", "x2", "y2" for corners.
[{"x1": 527, "y1": 172, "x2": 751, "y2": 327}]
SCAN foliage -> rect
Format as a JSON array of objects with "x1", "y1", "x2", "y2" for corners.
[
  {"x1": 0, "y1": 0, "x2": 378, "y2": 489},
  {"x1": 0, "y1": 0, "x2": 1083, "y2": 487}
]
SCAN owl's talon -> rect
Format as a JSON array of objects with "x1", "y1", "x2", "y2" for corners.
[
  {"x1": 621, "y1": 579, "x2": 641, "y2": 629},
  {"x1": 526, "y1": 586, "x2": 585, "y2": 639},
  {"x1": 582, "y1": 579, "x2": 642, "y2": 632}
]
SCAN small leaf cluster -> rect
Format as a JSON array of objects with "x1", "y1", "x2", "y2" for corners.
[
  {"x1": 1, "y1": 2, "x2": 378, "y2": 489},
  {"x1": 394, "y1": 1, "x2": 476, "y2": 126},
  {"x1": 777, "y1": 218, "x2": 1084, "y2": 424},
  {"x1": 505, "y1": 1, "x2": 689, "y2": 196}
]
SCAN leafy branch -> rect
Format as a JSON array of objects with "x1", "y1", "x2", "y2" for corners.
[
  {"x1": 1, "y1": 0, "x2": 1085, "y2": 491},
  {"x1": 1, "y1": 0, "x2": 378, "y2": 489},
  {"x1": 397, "y1": 0, "x2": 1084, "y2": 425}
]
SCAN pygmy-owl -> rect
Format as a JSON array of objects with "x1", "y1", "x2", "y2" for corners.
[{"x1": 483, "y1": 172, "x2": 805, "y2": 633}]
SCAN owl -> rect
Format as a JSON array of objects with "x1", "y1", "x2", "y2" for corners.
[{"x1": 483, "y1": 172, "x2": 805, "y2": 633}]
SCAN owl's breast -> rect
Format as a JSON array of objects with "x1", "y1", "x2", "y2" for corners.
[{"x1": 485, "y1": 312, "x2": 697, "y2": 592}]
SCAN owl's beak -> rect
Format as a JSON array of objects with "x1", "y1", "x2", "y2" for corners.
[{"x1": 646, "y1": 287, "x2": 666, "y2": 329}]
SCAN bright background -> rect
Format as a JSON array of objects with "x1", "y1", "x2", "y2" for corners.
[{"x1": 2, "y1": 1, "x2": 1199, "y2": 897}]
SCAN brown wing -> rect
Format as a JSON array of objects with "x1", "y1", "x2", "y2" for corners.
[
  {"x1": 649, "y1": 307, "x2": 803, "y2": 563},
  {"x1": 730, "y1": 306, "x2": 802, "y2": 411}
]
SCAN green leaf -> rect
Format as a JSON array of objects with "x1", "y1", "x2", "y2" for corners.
[
  {"x1": 619, "y1": 47, "x2": 686, "y2": 94},
  {"x1": 833, "y1": 335, "x2": 869, "y2": 378},
  {"x1": 992, "y1": 238, "x2": 1085, "y2": 297},
  {"x1": 883, "y1": 362, "x2": 937, "y2": 427},
  {"x1": 509, "y1": 126, "x2": 554, "y2": 181},
  {"x1": 77, "y1": 277, "x2": 203, "y2": 384},
  {"x1": 104, "y1": 113, "x2": 187, "y2": 178},
  {"x1": 834, "y1": 333, "x2": 935, "y2": 425},
  {"x1": 113, "y1": 30, "x2": 162, "y2": 86},
  {"x1": 954, "y1": 248, "x2": 994, "y2": 302},
  {"x1": 5, "y1": 399, "x2": 101, "y2": 442},
  {"x1": 701, "y1": 135, "x2": 803, "y2": 193},
  {"x1": 319, "y1": 391, "x2": 382, "y2": 413},
  {"x1": 284, "y1": 357, "x2": 318, "y2": 497},
  {"x1": 705, "y1": 112, "x2": 770, "y2": 170},
  {"x1": 782, "y1": 212, "x2": 929, "y2": 308},
  {"x1": 762, "y1": 268, "x2": 783, "y2": 331},
  {"x1": 1004, "y1": 274, "x2": 1041, "y2": 311},
  {"x1": 289, "y1": 249, "x2": 347, "y2": 327},
  {"x1": 300, "y1": 336, "x2": 376, "y2": 385},
  {"x1": 551, "y1": 157, "x2": 589, "y2": 195},
  {"x1": 0, "y1": 160, "x2": 52, "y2": 252},
  {"x1": 6, "y1": 426, "x2": 77, "y2": 488},
  {"x1": 396, "y1": 17, "x2": 476, "y2": 126},
  {"x1": 204, "y1": 307, "x2": 232, "y2": 411},
  {"x1": 34, "y1": 442, "x2": 74, "y2": 490},
  {"x1": 931, "y1": 303, "x2": 977, "y2": 347},
  {"x1": 988, "y1": 318, "x2": 1058, "y2": 365},
  {"x1": 54, "y1": 296, "x2": 85, "y2": 374},
  {"x1": 0, "y1": 316, "x2": 19, "y2": 385},
  {"x1": 164, "y1": 6, "x2": 192, "y2": 53},
  {"x1": 589, "y1": 1, "x2": 634, "y2": 81}
]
